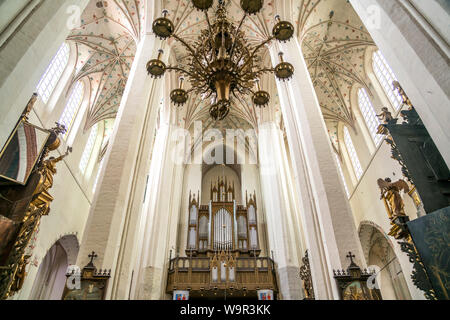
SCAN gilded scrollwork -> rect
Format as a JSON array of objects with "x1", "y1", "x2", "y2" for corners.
[
  {"x1": 299, "y1": 250, "x2": 315, "y2": 300},
  {"x1": 0, "y1": 116, "x2": 71, "y2": 299},
  {"x1": 399, "y1": 241, "x2": 437, "y2": 300}
]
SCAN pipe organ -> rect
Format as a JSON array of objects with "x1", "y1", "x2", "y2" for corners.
[
  {"x1": 168, "y1": 178, "x2": 276, "y2": 299},
  {"x1": 186, "y1": 178, "x2": 261, "y2": 256}
]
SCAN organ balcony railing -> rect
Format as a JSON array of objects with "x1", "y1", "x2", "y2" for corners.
[{"x1": 166, "y1": 253, "x2": 278, "y2": 297}]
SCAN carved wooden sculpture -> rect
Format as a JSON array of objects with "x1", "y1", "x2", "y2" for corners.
[
  {"x1": 0, "y1": 94, "x2": 71, "y2": 299},
  {"x1": 377, "y1": 178, "x2": 410, "y2": 219}
]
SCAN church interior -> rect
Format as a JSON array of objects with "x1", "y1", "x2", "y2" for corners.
[{"x1": 0, "y1": 0, "x2": 449, "y2": 301}]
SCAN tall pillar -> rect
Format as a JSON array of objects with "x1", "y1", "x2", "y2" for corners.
[
  {"x1": 269, "y1": 38, "x2": 366, "y2": 299},
  {"x1": 350, "y1": 0, "x2": 450, "y2": 167},
  {"x1": 258, "y1": 121, "x2": 304, "y2": 300},
  {"x1": 75, "y1": 33, "x2": 163, "y2": 299},
  {"x1": 133, "y1": 123, "x2": 185, "y2": 300}
]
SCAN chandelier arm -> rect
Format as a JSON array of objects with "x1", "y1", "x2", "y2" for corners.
[
  {"x1": 165, "y1": 66, "x2": 196, "y2": 78},
  {"x1": 234, "y1": 80, "x2": 254, "y2": 95},
  {"x1": 172, "y1": 34, "x2": 208, "y2": 75},
  {"x1": 243, "y1": 36, "x2": 275, "y2": 68},
  {"x1": 204, "y1": 10, "x2": 215, "y2": 53},
  {"x1": 229, "y1": 13, "x2": 248, "y2": 60},
  {"x1": 185, "y1": 87, "x2": 198, "y2": 94},
  {"x1": 195, "y1": 84, "x2": 210, "y2": 94},
  {"x1": 193, "y1": 83, "x2": 211, "y2": 95},
  {"x1": 204, "y1": 9, "x2": 212, "y2": 31},
  {"x1": 255, "y1": 68, "x2": 276, "y2": 76},
  {"x1": 234, "y1": 48, "x2": 248, "y2": 68},
  {"x1": 252, "y1": 37, "x2": 275, "y2": 56},
  {"x1": 199, "y1": 45, "x2": 212, "y2": 70},
  {"x1": 203, "y1": 90, "x2": 214, "y2": 99}
]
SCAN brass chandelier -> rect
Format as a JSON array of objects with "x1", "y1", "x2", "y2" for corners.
[{"x1": 146, "y1": 0, "x2": 295, "y2": 121}]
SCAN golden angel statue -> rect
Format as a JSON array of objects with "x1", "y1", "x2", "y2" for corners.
[
  {"x1": 393, "y1": 81, "x2": 412, "y2": 107},
  {"x1": 377, "y1": 107, "x2": 394, "y2": 124},
  {"x1": 377, "y1": 178, "x2": 410, "y2": 219},
  {"x1": 32, "y1": 147, "x2": 72, "y2": 216}
]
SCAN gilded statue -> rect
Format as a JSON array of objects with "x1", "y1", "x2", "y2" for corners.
[
  {"x1": 377, "y1": 178, "x2": 410, "y2": 219},
  {"x1": 393, "y1": 81, "x2": 412, "y2": 107},
  {"x1": 299, "y1": 250, "x2": 315, "y2": 299},
  {"x1": 30, "y1": 147, "x2": 72, "y2": 216},
  {"x1": 0, "y1": 99, "x2": 72, "y2": 300},
  {"x1": 20, "y1": 93, "x2": 38, "y2": 121},
  {"x1": 9, "y1": 255, "x2": 30, "y2": 292},
  {"x1": 377, "y1": 107, "x2": 394, "y2": 124},
  {"x1": 41, "y1": 147, "x2": 72, "y2": 182}
]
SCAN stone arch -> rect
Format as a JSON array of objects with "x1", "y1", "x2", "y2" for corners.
[
  {"x1": 29, "y1": 234, "x2": 79, "y2": 300},
  {"x1": 358, "y1": 221, "x2": 411, "y2": 300}
]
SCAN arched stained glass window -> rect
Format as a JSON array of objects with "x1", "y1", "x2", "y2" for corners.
[
  {"x1": 372, "y1": 50, "x2": 403, "y2": 110},
  {"x1": 36, "y1": 43, "x2": 70, "y2": 103},
  {"x1": 79, "y1": 123, "x2": 98, "y2": 174},
  {"x1": 59, "y1": 81, "x2": 84, "y2": 138},
  {"x1": 358, "y1": 88, "x2": 383, "y2": 146},
  {"x1": 344, "y1": 126, "x2": 363, "y2": 180},
  {"x1": 335, "y1": 153, "x2": 350, "y2": 198}
]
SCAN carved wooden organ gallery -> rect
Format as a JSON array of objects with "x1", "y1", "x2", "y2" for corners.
[{"x1": 166, "y1": 178, "x2": 278, "y2": 299}]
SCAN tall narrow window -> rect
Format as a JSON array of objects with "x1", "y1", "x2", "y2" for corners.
[
  {"x1": 79, "y1": 124, "x2": 98, "y2": 173},
  {"x1": 36, "y1": 43, "x2": 70, "y2": 103},
  {"x1": 372, "y1": 50, "x2": 403, "y2": 110},
  {"x1": 59, "y1": 81, "x2": 84, "y2": 138},
  {"x1": 358, "y1": 88, "x2": 383, "y2": 146},
  {"x1": 335, "y1": 153, "x2": 350, "y2": 198},
  {"x1": 93, "y1": 159, "x2": 105, "y2": 193},
  {"x1": 344, "y1": 126, "x2": 363, "y2": 180}
]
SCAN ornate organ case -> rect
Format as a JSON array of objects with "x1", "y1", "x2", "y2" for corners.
[
  {"x1": 167, "y1": 178, "x2": 277, "y2": 299},
  {"x1": 186, "y1": 178, "x2": 261, "y2": 257}
]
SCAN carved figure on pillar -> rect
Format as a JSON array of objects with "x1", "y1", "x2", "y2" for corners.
[{"x1": 299, "y1": 250, "x2": 315, "y2": 300}]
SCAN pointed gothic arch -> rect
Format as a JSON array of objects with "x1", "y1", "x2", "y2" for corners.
[
  {"x1": 29, "y1": 234, "x2": 79, "y2": 300},
  {"x1": 358, "y1": 221, "x2": 412, "y2": 300}
]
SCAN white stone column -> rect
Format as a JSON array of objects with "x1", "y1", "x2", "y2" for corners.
[
  {"x1": 75, "y1": 33, "x2": 163, "y2": 300},
  {"x1": 269, "y1": 38, "x2": 366, "y2": 300},
  {"x1": 133, "y1": 123, "x2": 185, "y2": 300},
  {"x1": 258, "y1": 121, "x2": 304, "y2": 300},
  {"x1": 350, "y1": 0, "x2": 450, "y2": 167}
]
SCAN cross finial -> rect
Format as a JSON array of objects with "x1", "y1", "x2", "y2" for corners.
[
  {"x1": 88, "y1": 251, "x2": 98, "y2": 265},
  {"x1": 346, "y1": 251, "x2": 356, "y2": 264}
]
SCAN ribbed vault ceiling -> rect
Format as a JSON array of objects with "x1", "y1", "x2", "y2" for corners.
[
  {"x1": 295, "y1": 0, "x2": 375, "y2": 152},
  {"x1": 163, "y1": 0, "x2": 278, "y2": 130},
  {"x1": 67, "y1": 0, "x2": 144, "y2": 135},
  {"x1": 67, "y1": 0, "x2": 375, "y2": 155}
]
